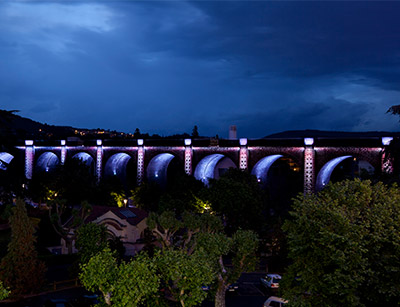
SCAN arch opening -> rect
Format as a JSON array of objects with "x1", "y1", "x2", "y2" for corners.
[
  {"x1": 194, "y1": 154, "x2": 236, "y2": 186},
  {"x1": 104, "y1": 153, "x2": 135, "y2": 185},
  {"x1": 252, "y1": 155, "x2": 302, "y2": 215},
  {"x1": 0, "y1": 152, "x2": 14, "y2": 171},
  {"x1": 251, "y1": 155, "x2": 283, "y2": 187},
  {"x1": 316, "y1": 156, "x2": 352, "y2": 191},
  {"x1": 72, "y1": 152, "x2": 94, "y2": 168},
  {"x1": 146, "y1": 153, "x2": 178, "y2": 188},
  {"x1": 36, "y1": 152, "x2": 60, "y2": 173}
]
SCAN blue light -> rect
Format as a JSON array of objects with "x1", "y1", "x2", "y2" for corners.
[
  {"x1": 194, "y1": 154, "x2": 224, "y2": 186},
  {"x1": 316, "y1": 156, "x2": 352, "y2": 191},
  {"x1": 304, "y1": 138, "x2": 314, "y2": 146},
  {"x1": 239, "y1": 138, "x2": 247, "y2": 146},
  {"x1": 147, "y1": 153, "x2": 175, "y2": 186},
  {"x1": 104, "y1": 153, "x2": 132, "y2": 179},
  {"x1": 72, "y1": 152, "x2": 94, "y2": 167},
  {"x1": 382, "y1": 137, "x2": 393, "y2": 146},
  {"x1": 36, "y1": 152, "x2": 60, "y2": 173},
  {"x1": 251, "y1": 155, "x2": 283, "y2": 186}
]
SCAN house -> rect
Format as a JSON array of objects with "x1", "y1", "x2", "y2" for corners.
[
  {"x1": 86, "y1": 206, "x2": 148, "y2": 256},
  {"x1": 56, "y1": 205, "x2": 148, "y2": 256}
]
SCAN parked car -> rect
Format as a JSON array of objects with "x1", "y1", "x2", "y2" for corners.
[
  {"x1": 263, "y1": 296, "x2": 288, "y2": 307},
  {"x1": 260, "y1": 274, "x2": 282, "y2": 289}
]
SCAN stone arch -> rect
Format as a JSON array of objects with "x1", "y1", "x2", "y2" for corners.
[
  {"x1": 146, "y1": 153, "x2": 177, "y2": 187},
  {"x1": 104, "y1": 153, "x2": 132, "y2": 182},
  {"x1": 0, "y1": 152, "x2": 14, "y2": 170},
  {"x1": 251, "y1": 154, "x2": 283, "y2": 187},
  {"x1": 72, "y1": 152, "x2": 94, "y2": 168},
  {"x1": 316, "y1": 155, "x2": 352, "y2": 191},
  {"x1": 194, "y1": 154, "x2": 236, "y2": 186},
  {"x1": 36, "y1": 152, "x2": 60, "y2": 173}
]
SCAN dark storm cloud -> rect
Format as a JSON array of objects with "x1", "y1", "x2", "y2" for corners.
[{"x1": 0, "y1": 1, "x2": 399, "y2": 137}]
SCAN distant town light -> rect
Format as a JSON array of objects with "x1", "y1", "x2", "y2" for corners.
[
  {"x1": 184, "y1": 139, "x2": 192, "y2": 146},
  {"x1": 137, "y1": 139, "x2": 144, "y2": 146},
  {"x1": 304, "y1": 138, "x2": 314, "y2": 146},
  {"x1": 239, "y1": 138, "x2": 247, "y2": 146},
  {"x1": 25, "y1": 140, "x2": 34, "y2": 146},
  {"x1": 382, "y1": 137, "x2": 393, "y2": 146},
  {"x1": 61, "y1": 140, "x2": 66, "y2": 146},
  {"x1": 96, "y1": 139, "x2": 102, "y2": 146}
]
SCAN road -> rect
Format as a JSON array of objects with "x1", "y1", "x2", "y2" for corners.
[{"x1": 202, "y1": 272, "x2": 280, "y2": 307}]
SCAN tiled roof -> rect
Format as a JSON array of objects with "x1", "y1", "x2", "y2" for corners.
[{"x1": 87, "y1": 206, "x2": 148, "y2": 226}]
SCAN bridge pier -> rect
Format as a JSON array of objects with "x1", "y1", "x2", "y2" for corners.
[
  {"x1": 184, "y1": 139, "x2": 193, "y2": 175},
  {"x1": 304, "y1": 138, "x2": 315, "y2": 194},
  {"x1": 137, "y1": 139, "x2": 145, "y2": 185},
  {"x1": 381, "y1": 137, "x2": 394, "y2": 174},
  {"x1": 61, "y1": 140, "x2": 67, "y2": 165},
  {"x1": 96, "y1": 140, "x2": 103, "y2": 183},
  {"x1": 24, "y1": 140, "x2": 35, "y2": 180},
  {"x1": 239, "y1": 138, "x2": 248, "y2": 170}
]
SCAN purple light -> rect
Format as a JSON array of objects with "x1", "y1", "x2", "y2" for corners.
[
  {"x1": 382, "y1": 137, "x2": 393, "y2": 146},
  {"x1": 25, "y1": 140, "x2": 34, "y2": 146},
  {"x1": 61, "y1": 140, "x2": 66, "y2": 146},
  {"x1": 137, "y1": 139, "x2": 144, "y2": 146},
  {"x1": 239, "y1": 138, "x2": 247, "y2": 146},
  {"x1": 184, "y1": 139, "x2": 192, "y2": 146},
  {"x1": 304, "y1": 138, "x2": 314, "y2": 146},
  {"x1": 97, "y1": 139, "x2": 102, "y2": 146}
]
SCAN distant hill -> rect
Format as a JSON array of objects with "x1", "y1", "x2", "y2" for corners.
[
  {"x1": 265, "y1": 129, "x2": 400, "y2": 139},
  {"x1": 0, "y1": 110, "x2": 76, "y2": 141}
]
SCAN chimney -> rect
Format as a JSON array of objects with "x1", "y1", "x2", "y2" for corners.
[{"x1": 229, "y1": 125, "x2": 237, "y2": 140}]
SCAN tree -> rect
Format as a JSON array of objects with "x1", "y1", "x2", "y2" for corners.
[
  {"x1": 156, "y1": 249, "x2": 215, "y2": 307},
  {"x1": 192, "y1": 125, "x2": 199, "y2": 138},
  {"x1": 0, "y1": 198, "x2": 46, "y2": 296},
  {"x1": 0, "y1": 281, "x2": 10, "y2": 300},
  {"x1": 48, "y1": 199, "x2": 92, "y2": 254},
  {"x1": 197, "y1": 230, "x2": 259, "y2": 307},
  {"x1": 76, "y1": 223, "x2": 108, "y2": 265},
  {"x1": 282, "y1": 179, "x2": 400, "y2": 307},
  {"x1": 80, "y1": 248, "x2": 159, "y2": 306},
  {"x1": 203, "y1": 168, "x2": 267, "y2": 234}
]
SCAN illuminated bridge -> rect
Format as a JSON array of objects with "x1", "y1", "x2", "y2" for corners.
[{"x1": 1, "y1": 135, "x2": 396, "y2": 193}]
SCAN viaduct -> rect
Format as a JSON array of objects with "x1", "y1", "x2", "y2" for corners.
[{"x1": 0, "y1": 135, "x2": 395, "y2": 193}]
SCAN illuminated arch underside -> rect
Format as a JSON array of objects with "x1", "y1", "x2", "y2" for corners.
[
  {"x1": 36, "y1": 152, "x2": 60, "y2": 172},
  {"x1": 316, "y1": 155, "x2": 352, "y2": 191},
  {"x1": 105, "y1": 153, "x2": 131, "y2": 178},
  {"x1": 251, "y1": 154, "x2": 283, "y2": 184},
  {"x1": 147, "y1": 153, "x2": 175, "y2": 185},
  {"x1": 72, "y1": 152, "x2": 94, "y2": 167},
  {"x1": 0, "y1": 152, "x2": 14, "y2": 170},
  {"x1": 194, "y1": 154, "x2": 225, "y2": 186}
]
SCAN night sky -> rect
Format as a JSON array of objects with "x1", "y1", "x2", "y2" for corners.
[{"x1": 1, "y1": 1, "x2": 400, "y2": 138}]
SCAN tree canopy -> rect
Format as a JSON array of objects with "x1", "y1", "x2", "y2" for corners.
[
  {"x1": 282, "y1": 179, "x2": 400, "y2": 307},
  {"x1": 0, "y1": 198, "x2": 46, "y2": 296}
]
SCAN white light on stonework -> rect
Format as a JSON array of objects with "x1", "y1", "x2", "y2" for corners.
[
  {"x1": 239, "y1": 138, "x2": 247, "y2": 146},
  {"x1": 382, "y1": 137, "x2": 393, "y2": 146},
  {"x1": 97, "y1": 139, "x2": 102, "y2": 146},
  {"x1": 184, "y1": 139, "x2": 192, "y2": 146},
  {"x1": 137, "y1": 139, "x2": 144, "y2": 146},
  {"x1": 61, "y1": 140, "x2": 66, "y2": 146},
  {"x1": 25, "y1": 140, "x2": 34, "y2": 146},
  {"x1": 304, "y1": 138, "x2": 314, "y2": 146}
]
